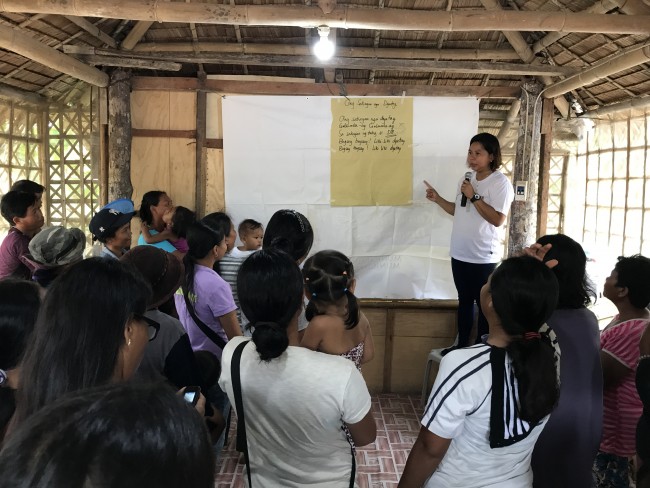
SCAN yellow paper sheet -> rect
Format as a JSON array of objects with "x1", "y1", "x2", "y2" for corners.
[{"x1": 331, "y1": 98, "x2": 413, "y2": 206}]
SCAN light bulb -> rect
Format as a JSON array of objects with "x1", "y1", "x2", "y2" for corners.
[{"x1": 313, "y1": 26, "x2": 335, "y2": 60}]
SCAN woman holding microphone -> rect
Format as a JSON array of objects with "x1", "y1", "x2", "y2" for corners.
[{"x1": 425, "y1": 133, "x2": 514, "y2": 354}]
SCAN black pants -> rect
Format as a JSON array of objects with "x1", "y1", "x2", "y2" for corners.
[{"x1": 451, "y1": 258, "x2": 497, "y2": 348}]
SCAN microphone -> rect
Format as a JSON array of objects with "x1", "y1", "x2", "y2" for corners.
[{"x1": 460, "y1": 171, "x2": 471, "y2": 207}]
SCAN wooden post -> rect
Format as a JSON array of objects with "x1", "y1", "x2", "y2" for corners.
[
  {"x1": 536, "y1": 97, "x2": 554, "y2": 237},
  {"x1": 507, "y1": 79, "x2": 544, "y2": 257},
  {"x1": 107, "y1": 69, "x2": 133, "y2": 201},
  {"x1": 195, "y1": 73, "x2": 207, "y2": 217}
]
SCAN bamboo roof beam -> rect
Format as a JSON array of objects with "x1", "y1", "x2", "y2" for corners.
[
  {"x1": 2, "y1": 1, "x2": 650, "y2": 35},
  {"x1": 76, "y1": 55, "x2": 182, "y2": 71},
  {"x1": 62, "y1": 47, "x2": 578, "y2": 76},
  {"x1": 479, "y1": 0, "x2": 570, "y2": 118},
  {"x1": 133, "y1": 43, "x2": 521, "y2": 60},
  {"x1": 0, "y1": 23, "x2": 109, "y2": 86},
  {"x1": 132, "y1": 76, "x2": 521, "y2": 98},
  {"x1": 120, "y1": 21, "x2": 154, "y2": 50},
  {"x1": 531, "y1": 0, "x2": 650, "y2": 54},
  {"x1": 64, "y1": 15, "x2": 118, "y2": 48},
  {"x1": 585, "y1": 96, "x2": 650, "y2": 117},
  {"x1": 543, "y1": 44, "x2": 650, "y2": 98},
  {"x1": 0, "y1": 81, "x2": 47, "y2": 105}
]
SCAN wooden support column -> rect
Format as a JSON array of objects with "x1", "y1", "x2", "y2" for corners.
[
  {"x1": 536, "y1": 98, "x2": 554, "y2": 238},
  {"x1": 107, "y1": 69, "x2": 133, "y2": 201},
  {"x1": 507, "y1": 79, "x2": 544, "y2": 257},
  {"x1": 196, "y1": 73, "x2": 207, "y2": 217}
]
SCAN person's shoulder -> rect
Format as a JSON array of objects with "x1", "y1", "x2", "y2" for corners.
[
  {"x1": 440, "y1": 344, "x2": 492, "y2": 370},
  {"x1": 291, "y1": 345, "x2": 354, "y2": 368},
  {"x1": 309, "y1": 314, "x2": 342, "y2": 331},
  {"x1": 147, "y1": 309, "x2": 185, "y2": 336}
]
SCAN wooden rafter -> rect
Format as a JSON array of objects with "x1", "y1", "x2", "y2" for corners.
[
  {"x1": 132, "y1": 76, "x2": 521, "y2": 98},
  {"x1": 64, "y1": 15, "x2": 118, "y2": 48},
  {"x1": 3, "y1": 1, "x2": 650, "y2": 35},
  {"x1": 61, "y1": 47, "x2": 578, "y2": 76},
  {"x1": 133, "y1": 42, "x2": 522, "y2": 61},
  {"x1": 0, "y1": 23, "x2": 108, "y2": 86}
]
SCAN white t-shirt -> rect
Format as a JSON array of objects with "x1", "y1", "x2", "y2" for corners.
[
  {"x1": 219, "y1": 337, "x2": 372, "y2": 487},
  {"x1": 423, "y1": 344, "x2": 548, "y2": 488},
  {"x1": 449, "y1": 171, "x2": 514, "y2": 264}
]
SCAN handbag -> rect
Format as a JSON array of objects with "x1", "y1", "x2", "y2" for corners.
[{"x1": 231, "y1": 340, "x2": 356, "y2": 488}]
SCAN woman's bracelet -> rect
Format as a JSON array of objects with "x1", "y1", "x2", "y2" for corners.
[{"x1": 640, "y1": 355, "x2": 650, "y2": 361}]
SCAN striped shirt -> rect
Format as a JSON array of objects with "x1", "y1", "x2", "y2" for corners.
[
  {"x1": 600, "y1": 317, "x2": 649, "y2": 457},
  {"x1": 422, "y1": 344, "x2": 549, "y2": 488},
  {"x1": 218, "y1": 247, "x2": 255, "y2": 331}
]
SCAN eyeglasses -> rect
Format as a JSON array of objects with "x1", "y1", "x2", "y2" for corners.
[{"x1": 133, "y1": 314, "x2": 160, "y2": 342}]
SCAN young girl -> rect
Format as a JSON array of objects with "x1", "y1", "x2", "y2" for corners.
[
  {"x1": 301, "y1": 250, "x2": 374, "y2": 369},
  {"x1": 140, "y1": 206, "x2": 195, "y2": 254}
]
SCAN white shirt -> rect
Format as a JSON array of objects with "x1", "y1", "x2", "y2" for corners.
[
  {"x1": 423, "y1": 344, "x2": 548, "y2": 488},
  {"x1": 449, "y1": 171, "x2": 514, "y2": 264},
  {"x1": 219, "y1": 337, "x2": 372, "y2": 487}
]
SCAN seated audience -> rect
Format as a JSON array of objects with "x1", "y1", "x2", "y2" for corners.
[
  {"x1": 219, "y1": 248, "x2": 376, "y2": 486},
  {"x1": 0, "y1": 279, "x2": 40, "y2": 442},
  {"x1": 0, "y1": 191, "x2": 44, "y2": 279},
  {"x1": 594, "y1": 254, "x2": 650, "y2": 488},
  {"x1": 0, "y1": 382, "x2": 215, "y2": 488},
  {"x1": 89, "y1": 207, "x2": 135, "y2": 259},
  {"x1": 399, "y1": 256, "x2": 560, "y2": 488},
  {"x1": 26, "y1": 226, "x2": 85, "y2": 288},
  {"x1": 13, "y1": 257, "x2": 154, "y2": 426},
  {"x1": 529, "y1": 234, "x2": 602, "y2": 488}
]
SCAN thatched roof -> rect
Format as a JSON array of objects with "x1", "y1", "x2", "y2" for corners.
[{"x1": 1, "y1": 0, "x2": 649, "y2": 132}]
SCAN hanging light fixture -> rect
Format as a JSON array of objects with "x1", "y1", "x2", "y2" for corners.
[{"x1": 313, "y1": 26, "x2": 335, "y2": 61}]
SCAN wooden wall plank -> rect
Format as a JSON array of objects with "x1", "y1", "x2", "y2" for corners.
[
  {"x1": 393, "y1": 310, "x2": 456, "y2": 337},
  {"x1": 205, "y1": 148, "x2": 225, "y2": 213},
  {"x1": 169, "y1": 138, "x2": 197, "y2": 210},
  {"x1": 131, "y1": 90, "x2": 169, "y2": 130},
  {"x1": 169, "y1": 91, "x2": 196, "y2": 130}
]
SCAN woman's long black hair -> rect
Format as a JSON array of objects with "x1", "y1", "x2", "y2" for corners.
[
  {"x1": 536, "y1": 234, "x2": 596, "y2": 309},
  {"x1": 490, "y1": 256, "x2": 559, "y2": 424},
  {"x1": 263, "y1": 209, "x2": 313, "y2": 263},
  {"x1": 15, "y1": 258, "x2": 151, "y2": 424},
  {"x1": 237, "y1": 248, "x2": 303, "y2": 361},
  {"x1": 0, "y1": 382, "x2": 214, "y2": 488},
  {"x1": 138, "y1": 191, "x2": 165, "y2": 226},
  {"x1": 0, "y1": 279, "x2": 41, "y2": 438}
]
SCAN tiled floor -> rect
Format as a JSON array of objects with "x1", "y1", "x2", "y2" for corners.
[{"x1": 214, "y1": 394, "x2": 422, "y2": 487}]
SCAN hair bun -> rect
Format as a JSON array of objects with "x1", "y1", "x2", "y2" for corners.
[{"x1": 251, "y1": 321, "x2": 289, "y2": 361}]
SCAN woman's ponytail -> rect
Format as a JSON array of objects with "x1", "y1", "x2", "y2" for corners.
[
  {"x1": 490, "y1": 257, "x2": 560, "y2": 423},
  {"x1": 506, "y1": 335, "x2": 559, "y2": 423}
]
